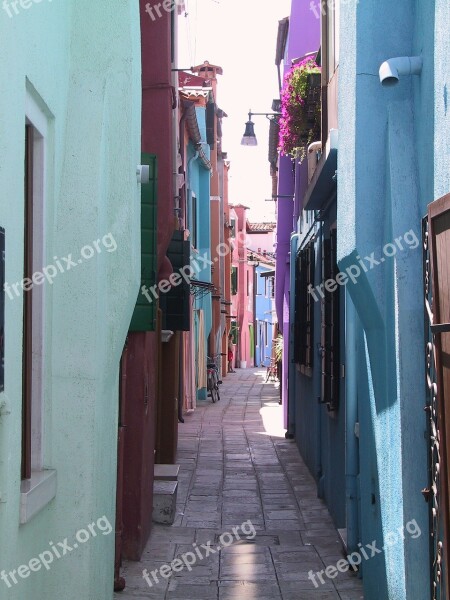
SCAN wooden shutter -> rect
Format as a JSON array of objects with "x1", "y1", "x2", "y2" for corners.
[
  {"x1": 231, "y1": 267, "x2": 238, "y2": 295},
  {"x1": 294, "y1": 242, "x2": 315, "y2": 371},
  {"x1": 129, "y1": 153, "x2": 158, "y2": 332},
  {"x1": 305, "y1": 243, "x2": 315, "y2": 370},
  {"x1": 321, "y1": 237, "x2": 332, "y2": 404},
  {"x1": 321, "y1": 229, "x2": 340, "y2": 411},
  {"x1": 160, "y1": 231, "x2": 191, "y2": 331}
]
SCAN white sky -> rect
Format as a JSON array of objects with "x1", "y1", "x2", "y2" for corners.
[{"x1": 178, "y1": 0, "x2": 292, "y2": 222}]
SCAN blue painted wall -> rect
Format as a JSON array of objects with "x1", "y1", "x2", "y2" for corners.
[
  {"x1": 255, "y1": 265, "x2": 275, "y2": 367},
  {"x1": 287, "y1": 1, "x2": 449, "y2": 597},
  {"x1": 336, "y1": 0, "x2": 450, "y2": 597},
  {"x1": 291, "y1": 204, "x2": 346, "y2": 531}
]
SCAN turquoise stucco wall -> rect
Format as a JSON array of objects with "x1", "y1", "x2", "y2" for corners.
[
  {"x1": 187, "y1": 110, "x2": 212, "y2": 398},
  {"x1": 0, "y1": 2, "x2": 141, "y2": 598},
  {"x1": 337, "y1": 1, "x2": 450, "y2": 597}
]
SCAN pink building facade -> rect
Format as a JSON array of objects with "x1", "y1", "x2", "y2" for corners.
[{"x1": 229, "y1": 204, "x2": 254, "y2": 368}]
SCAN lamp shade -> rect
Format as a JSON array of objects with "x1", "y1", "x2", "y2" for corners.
[{"x1": 241, "y1": 119, "x2": 257, "y2": 146}]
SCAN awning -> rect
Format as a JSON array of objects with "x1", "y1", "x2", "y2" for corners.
[{"x1": 190, "y1": 279, "x2": 215, "y2": 299}]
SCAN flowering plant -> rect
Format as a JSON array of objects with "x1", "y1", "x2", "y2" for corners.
[{"x1": 278, "y1": 57, "x2": 321, "y2": 161}]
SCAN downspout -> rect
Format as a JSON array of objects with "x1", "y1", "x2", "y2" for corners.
[
  {"x1": 288, "y1": 232, "x2": 300, "y2": 437},
  {"x1": 345, "y1": 294, "x2": 359, "y2": 554},
  {"x1": 179, "y1": 108, "x2": 188, "y2": 228}
]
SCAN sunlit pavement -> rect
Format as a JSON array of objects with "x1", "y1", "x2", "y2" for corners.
[{"x1": 115, "y1": 368, "x2": 364, "y2": 599}]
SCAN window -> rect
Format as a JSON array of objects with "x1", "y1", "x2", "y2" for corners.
[
  {"x1": 230, "y1": 321, "x2": 238, "y2": 344},
  {"x1": 231, "y1": 267, "x2": 238, "y2": 295},
  {"x1": 264, "y1": 277, "x2": 268, "y2": 298},
  {"x1": 20, "y1": 89, "x2": 56, "y2": 524},
  {"x1": 294, "y1": 241, "x2": 315, "y2": 373},
  {"x1": 264, "y1": 321, "x2": 268, "y2": 346},
  {"x1": 22, "y1": 123, "x2": 33, "y2": 480},
  {"x1": 230, "y1": 218, "x2": 236, "y2": 238},
  {"x1": 270, "y1": 276, "x2": 275, "y2": 298},
  {"x1": 23, "y1": 120, "x2": 47, "y2": 478}
]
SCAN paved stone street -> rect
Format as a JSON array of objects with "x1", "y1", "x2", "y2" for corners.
[{"x1": 115, "y1": 369, "x2": 364, "y2": 599}]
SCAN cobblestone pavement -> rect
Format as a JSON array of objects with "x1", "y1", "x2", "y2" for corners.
[{"x1": 115, "y1": 368, "x2": 364, "y2": 600}]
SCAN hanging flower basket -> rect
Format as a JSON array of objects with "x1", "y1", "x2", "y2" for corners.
[{"x1": 279, "y1": 58, "x2": 322, "y2": 161}]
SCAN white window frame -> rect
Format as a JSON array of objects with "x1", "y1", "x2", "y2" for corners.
[{"x1": 20, "y1": 87, "x2": 56, "y2": 524}]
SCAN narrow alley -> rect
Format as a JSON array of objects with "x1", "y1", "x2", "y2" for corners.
[{"x1": 116, "y1": 369, "x2": 364, "y2": 600}]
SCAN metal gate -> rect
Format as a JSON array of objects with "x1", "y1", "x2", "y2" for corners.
[{"x1": 423, "y1": 193, "x2": 450, "y2": 600}]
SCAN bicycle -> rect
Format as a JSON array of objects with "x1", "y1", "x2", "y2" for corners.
[
  {"x1": 207, "y1": 354, "x2": 221, "y2": 403},
  {"x1": 265, "y1": 358, "x2": 278, "y2": 383}
]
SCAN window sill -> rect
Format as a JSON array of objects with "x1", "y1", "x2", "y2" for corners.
[{"x1": 20, "y1": 469, "x2": 57, "y2": 524}]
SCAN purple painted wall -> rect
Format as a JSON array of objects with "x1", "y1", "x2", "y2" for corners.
[{"x1": 275, "y1": 0, "x2": 320, "y2": 426}]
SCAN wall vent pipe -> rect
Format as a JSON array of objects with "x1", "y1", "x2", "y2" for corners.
[{"x1": 379, "y1": 56, "x2": 423, "y2": 87}]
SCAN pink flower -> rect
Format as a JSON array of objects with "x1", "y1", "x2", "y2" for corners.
[{"x1": 278, "y1": 58, "x2": 321, "y2": 158}]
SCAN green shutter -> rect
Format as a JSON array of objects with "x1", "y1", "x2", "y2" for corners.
[
  {"x1": 129, "y1": 153, "x2": 158, "y2": 331},
  {"x1": 231, "y1": 321, "x2": 238, "y2": 345},
  {"x1": 231, "y1": 267, "x2": 238, "y2": 295}
]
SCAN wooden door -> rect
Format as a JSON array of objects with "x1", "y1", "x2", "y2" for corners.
[
  {"x1": 114, "y1": 342, "x2": 128, "y2": 591},
  {"x1": 424, "y1": 193, "x2": 450, "y2": 600}
]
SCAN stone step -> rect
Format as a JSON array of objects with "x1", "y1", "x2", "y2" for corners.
[
  {"x1": 153, "y1": 480, "x2": 178, "y2": 525},
  {"x1": 154, "y1": 464, "x2": 180, "y2": 481}
]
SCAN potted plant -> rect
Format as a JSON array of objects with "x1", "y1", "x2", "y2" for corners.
[
  {"x1": 279, "y1": 57, "x2": 321, "y2": 161},
  {"x1": 273, "y1": 334, "x2": 283, "y2": 364},
  {"x1": 273, "y1": 334, "x2": 283, "y2": 402}
]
